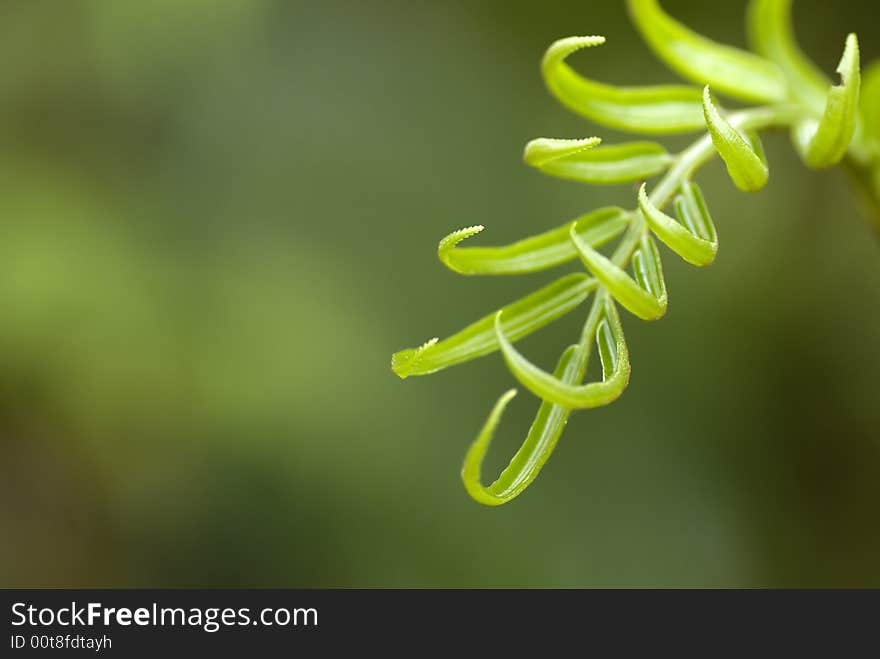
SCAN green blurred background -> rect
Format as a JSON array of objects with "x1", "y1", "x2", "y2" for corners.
[{"x1": 1, "y1": 0, "x2": 878, "y2": 588}]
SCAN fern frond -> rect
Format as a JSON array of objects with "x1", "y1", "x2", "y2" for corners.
[{"x1": 392, "y1": 1, "x2": 879, "y2": 506}]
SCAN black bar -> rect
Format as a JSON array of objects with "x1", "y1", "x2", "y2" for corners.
[{"x1": 2, "y1": 589, "x2": 878, "y2": 654}]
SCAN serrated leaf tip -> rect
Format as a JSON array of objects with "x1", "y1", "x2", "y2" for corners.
[
  {"x1": 523, "y1": 137, "x2": 601, "y2": 167},
  {"x1": 543, "y1": 35, "x2": 606, "y2": 69},
  {"x1": 391, "y1": 337, "x2": 439, "y2": 380},
  {"x1": 438, "y1": 225, "x2": 485, "y2": 253}
]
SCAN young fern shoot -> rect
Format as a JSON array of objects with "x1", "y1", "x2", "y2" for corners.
[{"x1": 392, "y1": 0, "x2": 880, "y2": 506}]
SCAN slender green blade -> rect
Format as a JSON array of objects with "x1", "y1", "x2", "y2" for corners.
[
  {"x1": 639, "y1": 183, "x2": 717, "y2": 266},
  {"x1": 542, "y1": 36, "x2": 705, "y2": 134},
  {"x1": 525, "y1": 140, "x2": 673, "y2": 185},
  {"x1": 569, "y1": 224, "x2": 667, "y2": 321},
  {"x1": 796, "y1": 34, "x2": 861, "y2": 169},
  {"x1": 627, "y1": 0, "x2": 787, "y2": 104},
  {"x1": 703, "y1": 86, "x2": 769, "y2": 192},
  {"x1": 461, "y1": 345, "x2": 583, "y2": 506},
  {"x1": 391, "y1": 274, "x2": 597, "y2": 378},
  {"x1": 632, "y1": 235, "x2": 668, "y2": 304},
  {"x1": 679, "y1": 181, "x2": 717, "y2": 244},
  {"x1": 494, "y1": 296, "x2": 630, "y2": 409},
  {"x1": 439, "y1": 207, "x2": 630, "y2": 276}
]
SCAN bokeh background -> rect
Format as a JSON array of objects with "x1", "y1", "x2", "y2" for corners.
[{"x1": 1, "y1": 0, "x2": 878, "y2": 588}]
